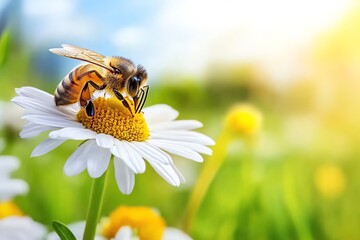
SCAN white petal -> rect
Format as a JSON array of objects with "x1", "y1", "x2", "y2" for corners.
[
  {"x1": 12, "y1": 96, "x2": 74, "y2": 120},
  {"x1": 0, "y1": 156, "x2": 20, "y2": 175},
  {"x1": 130, "y1": 142, "x2": 172, "y2": 165},
  {"x1": 49, "y1": 127, "x2": 96, "y2": 140},
  {"x1": 114, "y1": 157, "x2": 135, "y2": 194},
  {"x1": 148, "y1": 161, "x2": 180, "y2": 186},
  {"x1": 20, "y1": 123, "x2": 56, "y2": 138},
  {"x1": 31, "y1": 138, "x2": 66, "y2": 157},
  {"x1": 22, "y1": 114, "x2": 82, "y2": 128},
  {"x1": 114, "y1": 226, "x2": 133, "y2": 240},
  {"x1": 111, "y1": 140, "x2": 145, "y2": 174},
  {"x1": 15, "y1": 87, "x2": 53, "y2": 102},
  {"x1": 148, "y1": 140, "x2": 204, "y2": 162},
  {"x1": 142, "y1": 104, "x2": 178, "y2": 125},
  {"x1": 170, "y1": 161, "x2": 185, "y2": 183},
  {"x1": 96, "y1": 134, "x2": 114, "y2": 148},
  {"x1": 0, "y1": 216, "x2": 47, "y2": 240},
  {"x1": 64, "y1": 140, "x2": 95, "y2": 176},
  {"x1": 150, "y1": 120, "x2": 203, "y2": 131},
  {"x1": 58, "y1": 103, "x2": 80, "y2": 116},
  {"x1": 163, "y1": 227, "x2": 193, "y2": 240},
  {"x1": 87, "y1": 146, "x2": 111, "y2": 178},
  {"x1": 150, "y1": 139, "x2": 212, "y2": 155},
  {"x1": 150, "y1": 130, "x2": 215, "y2": 145},
  {"x1": 0, "y1": 179, "x2": 29, "y2": 201},
  {"x1": 122, "y1": 141, "x2": 146, "y2": 173}
]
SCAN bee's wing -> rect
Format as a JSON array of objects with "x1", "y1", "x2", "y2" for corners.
[{"x1": 49, "y1": 44, "x2": 114, "y2": 72}]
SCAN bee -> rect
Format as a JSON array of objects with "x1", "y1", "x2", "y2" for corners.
[{"x1": 49, "y1": 44, "x2": 149, "y2": 117}]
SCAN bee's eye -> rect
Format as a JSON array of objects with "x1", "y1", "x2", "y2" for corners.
[{"x1": 128, "y1": 76, "x2": 141, "y2": 97}]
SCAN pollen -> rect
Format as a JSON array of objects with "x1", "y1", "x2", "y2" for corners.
[
  {"x1": 101, "y1": 206, "x2": 166, "y2": 240},
  {"x1": 77, "y1": 97, "x2": 149, "y2": 141},
  {"x1": 0, "y1": 201, "x2": 24, "y2": 219}
]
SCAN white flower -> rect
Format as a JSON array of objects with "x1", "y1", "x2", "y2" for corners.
[
  {"x1": 100, "y1": 205, "x2": 192, "y2": 240},
  {"x1": 114, "y1": 226, "x2": 192, "y2": 240},
  {"x1": 0, "y1": 216, "x2": 47, "y2": 240},
  {"x1": 12, "y1": 87, "x2": 214, "y2": 194},
  {"x1": 0, "y1": 156, "x2": 28, "y2": 201},
  {"x1": 47, "y1": 221, "x2": 191, "y2": 240},
  {"x1": 0, "y1": 154, "x2": 46, "y2": 240},
  {"x1": 163, "y1": 227, "x2": 192, "y2": 240},
  {"x1": 47, "y1": 205, "x2": 192, "y2": 239}
]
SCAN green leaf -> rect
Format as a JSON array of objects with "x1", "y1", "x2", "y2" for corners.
[{"x1": 52, "y1": 221, "x2": 77, "y2": 240}]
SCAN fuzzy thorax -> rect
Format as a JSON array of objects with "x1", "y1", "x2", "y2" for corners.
[{"x1": 77, "y1": 97, "x2": 149, "y2": 141}]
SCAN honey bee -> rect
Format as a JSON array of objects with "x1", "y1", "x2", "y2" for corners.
[{"x1": 49, "y1": 44, "x2": 149, "y2": 117}]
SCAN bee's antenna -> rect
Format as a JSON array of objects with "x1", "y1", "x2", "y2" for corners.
[{"x1": 136, "y1": 85, "x2": 149, "y2": 113}]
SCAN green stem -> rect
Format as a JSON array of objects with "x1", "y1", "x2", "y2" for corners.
[
  {"x1": 283, "y1": 161, "x2": 312, "y2": 240},
  {"x1": 183, "y1": 131, "x2": 232, "y2": 233},
  {"x1": 83, "y1": 170, "x2": 108, "y2": 240}
]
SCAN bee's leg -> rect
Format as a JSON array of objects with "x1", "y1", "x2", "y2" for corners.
[
  {"x1": 80, "y1": 81, "x2": 106, "y2": 105},
  {"x1": 80, "y1": 81, "x2": 108, "y2": 117},
  {"x1": 85, "y1": 100, "x2": 95, "y2": 117},
  {"x1": 88, "y1": 81, "x2": 107, "y2": 90},
  {"x1": 113, "y1": 89, "x2": 133, "y2": 116},
  {"x1": 79, "y1": 82, "x2": 95, "y2": 117},
  {"x1": 80, "y1": 82, "x2": 91, "y2": 108}
]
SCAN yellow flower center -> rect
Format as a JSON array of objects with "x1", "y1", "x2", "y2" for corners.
[
  {"x1": 0, "y1": 201, "x2": 23, "y2": 219},
  {"x1": 102, "y1": 206, "x2": 166, "y2": 240},
  {"x1": 77, "y1": 97, "x2": 149, "y2": 141}
]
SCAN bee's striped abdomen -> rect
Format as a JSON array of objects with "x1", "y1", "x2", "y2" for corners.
[
  {"x1": 54, "y1": 65, "x2": 88, "y2": 106},
  {"x1": 54, "y1": 64, "x2": 105, "y2": 106}
]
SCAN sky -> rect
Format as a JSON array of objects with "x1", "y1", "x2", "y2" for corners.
[{"x1": 0, "y1": 0, "x2": 354, "y2": 84}]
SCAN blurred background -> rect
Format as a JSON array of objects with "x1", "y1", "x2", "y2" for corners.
[{"x1": 1, "y1": 0, "x2": 360, "y2": 239}]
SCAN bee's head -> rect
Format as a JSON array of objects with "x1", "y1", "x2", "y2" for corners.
[
  {"x1": 126, "y1": 65, "x2": 147, "y2": 98},
  {"x1": 109, "y1": 57, "x2": 147, "y2": 98}
]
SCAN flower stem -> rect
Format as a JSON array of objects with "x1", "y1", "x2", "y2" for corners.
[
  {"x1": 283, "y1": 161, "x2": 312, "y2": 240},
  {"x1": 183, "y1": 130, "x2": 232, "y2": 233},
  {"x1": 83, "y1": 170, "x2": 108, "y2": 240}
]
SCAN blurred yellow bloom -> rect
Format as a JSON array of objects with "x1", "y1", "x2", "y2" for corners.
[
  {"x1": 314, "y1": 164, "x2": 346, "y2": 199},
  {"x1": 0, "y1": 201, "x2": 23, "y2": 219},
  {"x1": 102, "y1": 206, "x2": 166, "y2": 240},
  {"x1": 224, "y1": 103, "x2": 262, "y2": 137}
]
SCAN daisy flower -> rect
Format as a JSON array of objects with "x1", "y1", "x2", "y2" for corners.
[
  {"x1": 47, "y1": 206, "x2": 192, "y2": 240},
  {"x1": 101, "y1": 206, "x2": 192, "y2": 240},
  {"x1": 0, "y1": 216, "x2": 47, "y2": 240},
  {"x1": 0, "y1": 156, "x2": 47, "y2": 240},
  {"x1": 12, "y1": 87, "x2": 214, "y2": 194},
  {"x1": 0, "y1": 156, "x2": 28, "y2": 201},
  {"x1": 0, "y1": 156, "x2": 28, "y2": 221}
]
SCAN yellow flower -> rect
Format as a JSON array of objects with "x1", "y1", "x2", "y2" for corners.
[
  {"x1": 224, "y1": 103, "x2": 262, "y2": 137},
  {"x1": 102, "y1": 206, "x2": 166, "y2": 240},
  {"x1": 0, "y1": 201, "x2": 23, "y2": 219},
  {"x1": 314, "y1": 164, "x2": 346, "y2": 199}
]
